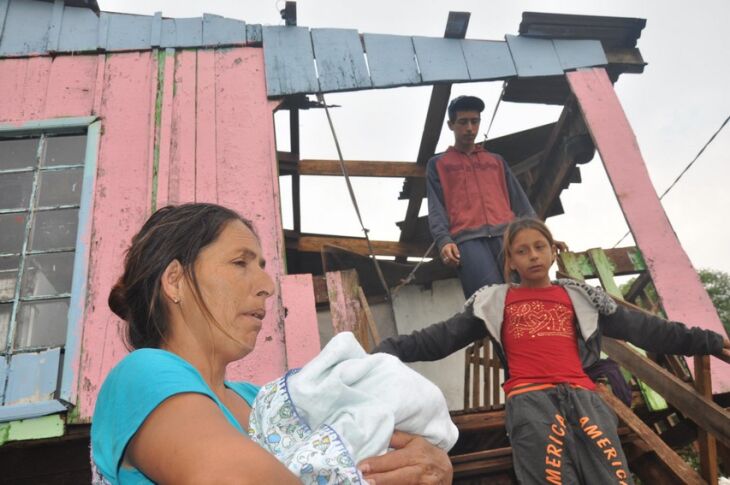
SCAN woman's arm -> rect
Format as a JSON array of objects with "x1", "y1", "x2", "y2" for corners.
[
  {"x1": 126, "y1": 393, "x2": 299, "y2": 484},
  {"x1": 372, "y1": 309, "x2": 487, "y2": 362},
  {"x1": 600, "y1": 305, "x2": 726, "y2": 356},
  {"x1": 358, "y1": 431, "x2": 452, "y2": 485}
]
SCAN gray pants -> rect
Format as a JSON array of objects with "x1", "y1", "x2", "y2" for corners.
[{"x1": 505, "y1": 385, "x2": 634, "y2": 485}]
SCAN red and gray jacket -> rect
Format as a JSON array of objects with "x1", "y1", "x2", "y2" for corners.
[{"x1": 426, "y1": 145, "x2": 535, "y2": 250}]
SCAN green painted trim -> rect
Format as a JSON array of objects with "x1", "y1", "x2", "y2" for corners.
[
  {"x1": 627, "y1": 248, "x2": 647, "y2": 271},
  {"x1": 558, "y1": 253, "x2": 585, "y2": 281},
  {"x1": 0, "y1": 116, "x2": 97, "y2": 136},
  {"x1": 588, "y1": 249, "x2": 622, "y2": 298},
  {"x1": 0, "y1": 414, "x2": 64, "y2": 445},
  {"x1": 151, "y1": 49, "x2": 166, "y2": 212}
]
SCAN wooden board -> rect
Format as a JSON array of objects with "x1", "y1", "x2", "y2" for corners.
[
  {"x1": 4, "y1": 348, "x2": 60, "y2": 406},
  {"x1": 202, "y1": 14, "x2": 245, "y2": 46},
  {"x1": 553, "y1": 38, "x2": 607, "y2": 70},
  {"x1": 0, "y1": 0, "x2": 54, "y2": 55},
  {"x1": 460, "y1": 39, "x2": 516, "y2": 81},
  {"x1": 363, "y1": 33, "x2": 421, "y2": 88},
  {"x1": 412, "y1": 36, "x2": 470, "y2": 83},
  {"x1": 56, "y1": 6, "x2": 102, "y2": 53},
  {"x1": 311, "y1": 28, "x2": 371, "y2": 93},
  {"x1": 505, "y1": 34, "x2": 563, "y2": 78},
  {"x1": 106, "y1": 13, "x2": 152, "y2": 51},
  {"x1": 262, "y1": 26, "x2": 319, "y2": 97},
  {"x1": 568, "y1": 68, "x2": 730, "y2": 393},
  {"x1": 281, "y1": 274, "x2": 321, "y2": 369}
]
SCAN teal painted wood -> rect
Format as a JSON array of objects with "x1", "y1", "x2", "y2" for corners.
[
  {"x1": 5, "y1": 348, "x2": 61, "y2": 406},
  {"x1": 460, "y1": 39, "x2": 516, "y2": 81},
  {"x1": 203, "y1": 13, "x2": 245, "y2": 46},
  {"x1": 46, "y1": 0, "x2": 64, "y2": 52},
  {"x1": 246, "y1": 23, "x2": 262, "y2": 44},
  {"x1": 150, "y1": 11, "x2": 162, "y2": 47},
  {"x1": 106, "y1": 13, "x2": 152, "y2": 51},
  {"x1": 60, "y1": 119, "x2": 100, "y2": 404},
  {"x1": 412, "y1": 36, "x2": 470, "y2": 83},
  {"x1": 363, "y1": 33, "x2": 420, "y2": 88},
  {"x1": 0, "y1": 0, "x2": 53, "y2": 56},
  {"x1": 58, "y1": 5, "x2": 99, "y2": 52},
  {"x1": 553, "y1": 39, "x2": 607, "y2": 71},
  {"x1": 311, "y1": 28, "x2": 371, "y2": 93},
  {"x1": 0, "y1": 0, "x2": 9, "y2": 41},
  {"x1": 162, "y1": 18, "x2": 203, "y2": 48},
  {"x1": 262, "y1": 26, "x2": 319, "y2": 97},
  {"x1": 0, "y1": 358, "x2": 6, "y2": 403},
  {"x1": 96, "y1": 11, "x2": 108, "y2": 50},
  {"x1": 0, "y1": 400, "x2": 67, "y2": 422},
  {"x1": 505, "y1": 35, "x2": 563, "y2": 78},
  {"x1": 0, "y1": 116, "x2": 97, "y2": 134}
]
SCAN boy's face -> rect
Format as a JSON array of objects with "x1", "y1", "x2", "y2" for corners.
[{"x1": 447, "y1": 110, "x2": 481, "y2": 147}]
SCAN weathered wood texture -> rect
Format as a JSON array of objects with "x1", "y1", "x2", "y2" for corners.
[
  {"x1": 292, "y1": 235, "x2": 428, "y2": 258},
  {"x1": 363, "y1": 34, "x2": 421, "y2": 88},
  {"x1": 694, "y1": 355, "x2": 718, "y2": 484},
  {"x1": 596, "y1": 385, "x2": 705, "y2": 485},
  {"x1": 281, "y1": 274, "x2": 321, "y2": 369},
  {"x1": 311, "y1": 28, "x2": 371, "y2": 92},
  {"x1": 325, "y1": 270, "x2": 375, "y2": 350},
  {"x1": 279, "y1": 156, "x2": 424, "y2": 178},
  {"x1": 603, "y1": 337, "x2": 730, "y2": 449},
  {"x1": 568, "y1": 68, "x2": 730, "y2": 393}
]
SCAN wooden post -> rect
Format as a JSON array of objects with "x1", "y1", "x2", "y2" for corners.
[
  {"x1": 695, "y1": 355, "x2": 719, "y2": 484},
  {"x1": 567, "y1": 68, "x2": 730, "y2": 394}
]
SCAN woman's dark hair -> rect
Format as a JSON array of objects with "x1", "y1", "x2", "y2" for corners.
[
  {"x1": 502, "y1": 217, "x2": 556, "y2": 282},
  {"x1": 108, "y1": 203, "x2": 255, "y2": 350}
]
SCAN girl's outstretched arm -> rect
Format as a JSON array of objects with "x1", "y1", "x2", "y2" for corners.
[
  {"x1": 600, "y1": 305, "x2": 726, "y2": 356},
  {"x1": 372, "y1": 309, "x2": 487, "y2": 362}
]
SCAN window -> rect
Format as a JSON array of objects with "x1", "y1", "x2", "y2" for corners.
[{"x1": 0, "y1": 117, "x2": 98, "y2": 421}]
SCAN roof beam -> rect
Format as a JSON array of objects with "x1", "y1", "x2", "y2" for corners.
[
  {"x1": 396, "y1": 11, "x2": 470, "y2": 255},
  {"x1": 278, "y1": 153, "x2": 424, "y2": 178},
  {"x1": 287, "y1": 233, "x2": 429, "y2": 258}
]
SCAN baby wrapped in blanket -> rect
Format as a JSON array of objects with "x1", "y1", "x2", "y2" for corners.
[{"x1": 247, "y1": 332, "x2": 458, "y2": 484}]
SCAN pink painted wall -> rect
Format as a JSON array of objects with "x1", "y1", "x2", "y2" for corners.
[
  {"x1": 0, "y1": 48, "x2": 318, "y2": 423},
  {"x1": 568, "y1": 68, "x2": 730, "y2": 393},
  {"x1": 281, "y1": 274, "x2": 321, "y2": 369}
]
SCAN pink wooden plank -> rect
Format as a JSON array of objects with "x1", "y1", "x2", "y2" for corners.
[
  {"x1": 0, "y1": 57, "x2": 52, "y2": 122},
  {"x1": 212, "y1": 48, "x2": 286, "y2": 384},
  {"x1": 195, "y1": 50, "x2": 217, "y2": 204},
  {"x1": 281, "y1": 274, "x2": 321, "y2": 369},
  {"x1": 91, "y1": 54, "x2": 107, "y2": 116},
  {"x1": 567, "y1": 68, "x2": 730, "y2": 393},
  {"x1": 43, "y1": 55, "x2": 97, "y2": 119},
  {"x1": 76, "y1": 52, "x2": 157, "y2": 422},
  {"x1": 154, "y1": 50, "x2": 175, "y2": 208},
  {"x1": 168, "y1": 49, "x2": 197, "y2": 204}
]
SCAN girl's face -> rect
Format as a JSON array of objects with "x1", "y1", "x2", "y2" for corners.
[
  {"x1": 180, "y1": 220, "x2": 275, "y2": 361},
  {"x1": 507, "y1": 228, "x2": 555, "y2": 288}
]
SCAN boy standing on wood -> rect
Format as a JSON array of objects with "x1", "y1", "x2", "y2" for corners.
[{"x1": 426, "y1": 95, "x2": 537, "y2": 297}]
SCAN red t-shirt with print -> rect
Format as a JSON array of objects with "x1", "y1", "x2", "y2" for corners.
[{"x1": 501, "y1": 285, "x2": 595, "y2": 395}]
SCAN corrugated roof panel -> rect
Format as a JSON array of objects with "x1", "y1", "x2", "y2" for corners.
[
  {"x1": 311, "y1": 28, "x2": 371, "y2": 92},
  {"x1": 460, "y1": 39, "x2": 516, "y2": 81},
  {"x1": 57, "y1": 5, "x2": 99, "y2": 52},
  {"x1": 202, "y1": 13, "x2": 245, "y2": 46},
  {"x1": 363, "y1": 33, "x2": 421, "y2": 88},
  {"x1": 412, "y1": 36, "x2": 470, "y2": 83},
  {"x1": 0, "y1": 0, "x2": 54, "y2": 56},
  {"x1": 506, "y1": 34, "x2": 563, "y2": 78},
  {"x1": 262, "y1": 26, "x2": 319, "y2": 97},
  {"x1": 553, "y1": 38, "x2": 607, "y2": 70},
  {"x1": 105, "y1": 13, "x2": 152, "y2": 51}
]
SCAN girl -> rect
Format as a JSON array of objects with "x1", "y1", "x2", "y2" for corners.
[{"x1": 374, "y1": 217, "x2": 730, "y2": 484}]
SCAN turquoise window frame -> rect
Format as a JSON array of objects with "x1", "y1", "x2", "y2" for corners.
[{"x1": 0, "y1": 116, "x2": 99, "y2": 422}]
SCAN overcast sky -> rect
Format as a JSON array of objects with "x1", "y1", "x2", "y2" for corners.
[{"x1": 102, "y1": 0, "x2": 730, "y2": 274}]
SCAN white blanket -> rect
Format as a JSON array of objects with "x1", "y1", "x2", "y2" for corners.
[{"x1": 248, "y1": 332, "x2": 458, "y2": 484}]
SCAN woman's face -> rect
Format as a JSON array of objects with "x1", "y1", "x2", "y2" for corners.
[{"x1": 180, "y1": 219, "x2": 275, "y2": 360}]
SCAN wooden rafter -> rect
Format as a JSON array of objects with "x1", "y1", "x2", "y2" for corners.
[
  {"x1": 278, "y1": 153, "x2": 424, "y2": 178},
  {"x1": 287, "y1": 233, "x2": 429, "y2": 258}
]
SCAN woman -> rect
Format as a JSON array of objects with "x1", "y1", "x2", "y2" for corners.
[{"x1": 92, "y1": 203, "x2": 452, "y2": 484}]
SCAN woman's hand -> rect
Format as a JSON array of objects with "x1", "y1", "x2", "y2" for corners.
[{"x1": 358, "y1": 431, "x2": 452, "y2": 485}]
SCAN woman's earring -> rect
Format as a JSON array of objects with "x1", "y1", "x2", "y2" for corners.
[{"x1": 173, "y1": 297, "x2": 180, "y2": 304}]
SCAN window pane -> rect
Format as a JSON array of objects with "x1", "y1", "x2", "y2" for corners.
[
  {"x1": 44, "y1": 135, "x2": 86, "y2": 167},
  {"x1": 0, "y1": 213, "x2": 28, "y2": 254},
  {"x1": 29, "y1": 208, "x2": 78, "y2": 252},
  {"x1": 0, "y1": 303, "x2": 11, "y2": 349},
  {"x1": 37, "y1": 168, "x2": 83, "y2": 207},
  {"x1": 0, "y1": 172, "x2": 34, "y2": 211},
  {"x1": 21, "y1": 252, "x2": 74, "y2": 298},
  {"x1": 0, "y1": 138, "x2": 39, "y2": 170},
  {"x1": 14, "y1": 298, "x2": 69, "y2": 349},
  {"x1": 0, "y1": 256, "x2": 19, "y2": 301}
]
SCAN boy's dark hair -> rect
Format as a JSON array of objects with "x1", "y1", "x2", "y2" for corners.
[{"x1": 447, "y1": 95, "x2": 485, "y2": 121}]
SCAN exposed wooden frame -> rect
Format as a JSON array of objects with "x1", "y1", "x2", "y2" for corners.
[
  {"x1": 288, "y1": 233, "x2": 429, "y2": 258},
  {"x1": 278, "y1": 153, "x2": 424, "y2": 178},
  {"x1": 397, "y1": 11, "x2": 470, "y2": 257}
]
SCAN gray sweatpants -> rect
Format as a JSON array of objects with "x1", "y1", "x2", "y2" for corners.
[{"x1": 505, "y1": 385, "x2": 634, "y2": 485}]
